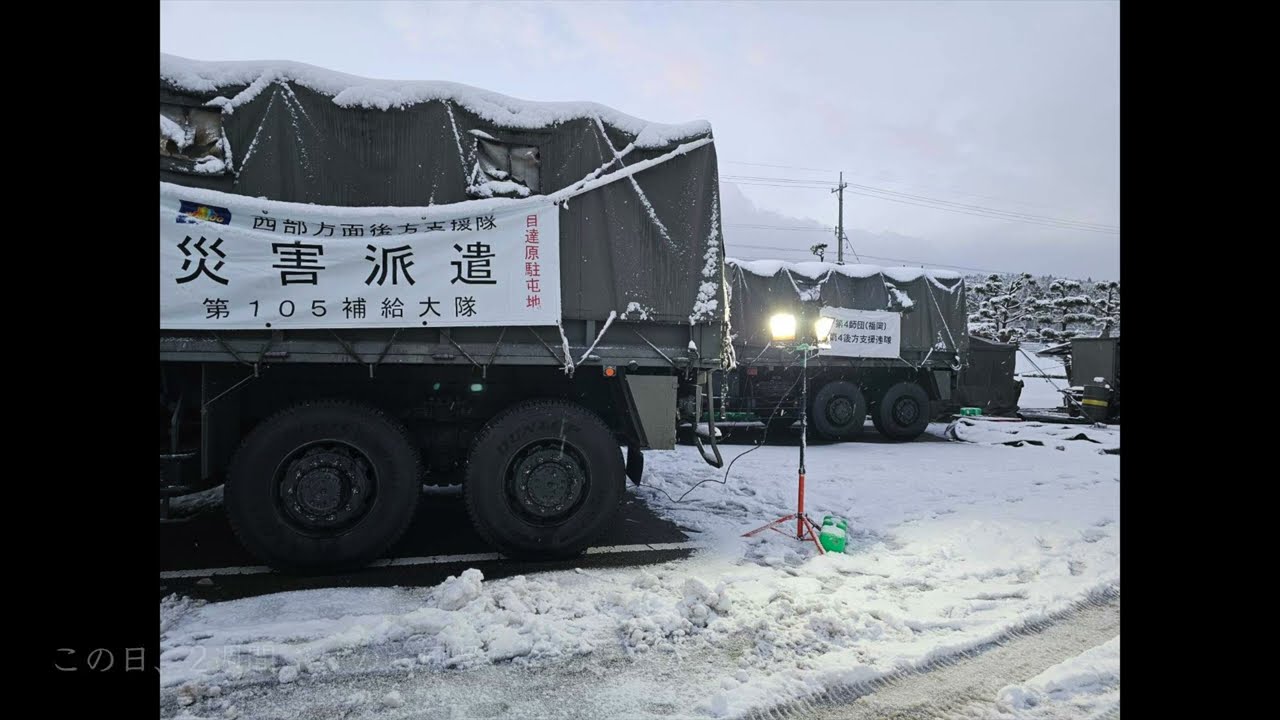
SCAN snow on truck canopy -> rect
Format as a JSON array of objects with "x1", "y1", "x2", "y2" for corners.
[
  {"x1": 728, "y1": 258, "x2": 962, "y2": 283},
  {"x1": 159, "y1": 54, "x2": 726, "y2": 327},
  {"x1": 159, "y1": 54, "x2": 711, "y2": 148}
]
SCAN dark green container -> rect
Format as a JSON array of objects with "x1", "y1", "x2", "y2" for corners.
[{"x1": 1082, "y1": 384, "x2": 1111, "y2": 422}]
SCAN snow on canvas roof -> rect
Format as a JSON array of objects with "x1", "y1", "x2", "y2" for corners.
[
  {"x1": 726, "y1": 257, "x2": 962, "y2": 282},
  {"x1": 160, "y1": 54, "x2": 712, "y2": 149}
]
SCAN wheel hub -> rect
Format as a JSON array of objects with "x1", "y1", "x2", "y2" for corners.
[
  {"x1": 279, "y1": 447, "x2": 373, "y2": 531},
  {"x1": 511, "y1": 447, "x2": 587, "y2": 520},
  {"x1": 297, "y1": 468, "x2": 343, "y2": 515},
  {"x1": 892, "y1": 397, "x2": 920, "y2": 426},
  {"x1": 827, "y1": 397, "x2": 855, "y2": 426}
]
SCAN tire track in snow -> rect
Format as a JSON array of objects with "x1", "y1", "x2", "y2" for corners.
[
  {"x1": 159, "y1": 591, "x2": 1119, "y2": 720},
  {"x1": 747, "y1": 589, "x2": 1120, "y2": 720}
]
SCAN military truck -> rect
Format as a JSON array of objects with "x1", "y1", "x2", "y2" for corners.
[
  {"x1": 159, "y1": 55, "x2": 729, "y2": 573},
  {"x1": 1036, "y1": 336, "x2": 1120, "y2": 422},
  {"x1": 705, "y1": 259, "x2": 968, "y2": 442}
]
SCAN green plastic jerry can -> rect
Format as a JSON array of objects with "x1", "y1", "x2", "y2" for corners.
[{"x1": 819, "y1": 516, "x2": 847, "y2": 554}]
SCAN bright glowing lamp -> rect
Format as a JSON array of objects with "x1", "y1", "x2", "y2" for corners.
[
  {"x1": 769, "y1": 313, "x2": 797, "y2": 342},
  {"x1": 814, "y1": 316, "x2": 835, "y2": 344}
]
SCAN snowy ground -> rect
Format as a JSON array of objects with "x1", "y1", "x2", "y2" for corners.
[
  {"x1": 1015, "y1": 343, "x2": 1071, "y2": 410},
  {"x1": 994, "y1": 634, "x2": 1119, "y2": 719},
  {"x1": 1019, "y1": 377, "x2": 1069, "y2": 411},
  {"x1": 160, "y1": 421, "x2": 1119, "y2": 719}
]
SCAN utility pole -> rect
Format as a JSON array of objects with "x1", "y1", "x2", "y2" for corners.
[{"x1": 832, "y1": 171, "x2": 848, "y2": 264}]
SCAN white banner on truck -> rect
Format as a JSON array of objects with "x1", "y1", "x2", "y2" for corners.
[
  {"x1": 819, "y1": 307, "x2": 902, "y2": 359},
  {"x1": 160, "y1": 183, "x2": 561, "y2": 329}
]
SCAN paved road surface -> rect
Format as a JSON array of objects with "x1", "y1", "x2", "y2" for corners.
[{"x1": 160, "y1": 489, "x2": 692, "y2": 601}]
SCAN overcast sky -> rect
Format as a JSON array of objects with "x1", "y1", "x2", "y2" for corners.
[{"x1": 160, "y1": 0, "x2": 1119, "y2": 280}]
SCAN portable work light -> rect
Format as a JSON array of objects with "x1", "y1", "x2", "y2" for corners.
[
  {"x1": 814, "y1": 316, "x2": 835, "y2": 344},
  {"x1": 745, "y1": 308, "x2": 833, "y2": 553},
  {"x1": 769, "y1": 313, "x2": 797, "y2": 342}
]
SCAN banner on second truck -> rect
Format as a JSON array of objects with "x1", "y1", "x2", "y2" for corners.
[
  {"x1": 817, "y1": 307, "x2": 902, "y2": 359},
  {"x1": 159, "y1": 182, "x2": 562, "y2": 329}
]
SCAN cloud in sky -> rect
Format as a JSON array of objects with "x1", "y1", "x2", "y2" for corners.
[{"x1": 161, "y1": 0, "x2": 1119, "y2": 279}]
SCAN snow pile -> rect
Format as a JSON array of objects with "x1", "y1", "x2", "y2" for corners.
[
  {"x1": 161, "y1": 594, "x2": 204, "y2": 636},
  {"x1": 997, "y1": 635, "x2": 1119, "y2": 715},
  {"x1": 432, "y1": 568, "x2": 483, "y2": 611},
  {"x1": 161, "y1": 566, "x2": 750, "y2": 688},
  {"x1": 160, "y1": 54, "x2": 711, "y2": 149}
]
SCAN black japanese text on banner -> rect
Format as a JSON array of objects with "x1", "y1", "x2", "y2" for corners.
[
  {"x1": 159, "y1": 183, "x2": 561, "y2": 329},
  {"x1": 818, "y1": 307, "x2": 902, "y2": 359}
]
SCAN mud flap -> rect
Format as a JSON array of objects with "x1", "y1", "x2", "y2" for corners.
[{"x1": 626, "y1": 444, "x2": 644, "y2": 486}]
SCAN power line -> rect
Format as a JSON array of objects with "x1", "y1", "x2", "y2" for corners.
[
  {"x1": 853, "y1": 253, "x2": 1019, "y2": 276},
  {"x1": 843, "y1": 182, "x2": 1118, "y2": 232},
  {"x1": 842, "y1": 188, "x2": 1119, "y2": 234},
  {"x1": 725, "y1": 242, "x2": 1021, "y2": 276},
  {"x1": 722, "y1": 174, "x2": 838, "y2": 185},
  {"x1": 847, "y1": 175, "x2": 1089, "y2": 214},
  {"x1": 722, "y1": 160, "x2": 839, "y2": 173},
  {"x1": 721, "y1": 163, "x2": 1119, "y2": 233},
  {"x1": 722, "y1": 179, "x2": 837, "y2": 190},
  {"x1": 725, "y1": 223, "x2": 833, "y2": 232},
  {"x1": 723, "y1": 174, "x2": 1117, "y2": 233},
  {"x1": 724, "y1": 159, "x2": 1095, "y2": 215}
]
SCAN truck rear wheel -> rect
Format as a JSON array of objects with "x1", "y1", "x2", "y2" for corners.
[
  {"x1": 870, "y1": 382, "x2": 931, "y2": 441},
  {"x1": 810, "y1": 381, "x2": 867, "y2": 440},
  {"x1": 225, "y1": 401, "x2": 422, "y2": 574},
  {"x1": 464, "y1": 399, "x2": 624, "y2": 559}
]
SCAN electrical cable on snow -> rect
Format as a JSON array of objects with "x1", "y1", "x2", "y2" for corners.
[{"x1": 646, "y1": 354, "x2": 808, "y2": 505}]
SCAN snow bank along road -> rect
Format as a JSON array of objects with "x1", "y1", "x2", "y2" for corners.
[{"x1": 161, "y1": 421, "x2": 1119, "y2": 719}]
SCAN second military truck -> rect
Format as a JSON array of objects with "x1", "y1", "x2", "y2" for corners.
[{"x1": 707, "y1": 259, "x2": 969, "y2": 442}]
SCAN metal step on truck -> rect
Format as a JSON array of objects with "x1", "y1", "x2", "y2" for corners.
[
  {"x1": 159, "y1": 55, "x2": 729, "y2": 574},
  {"x1": 691, "y1": 258, "x2": 968, "y2": 442}
]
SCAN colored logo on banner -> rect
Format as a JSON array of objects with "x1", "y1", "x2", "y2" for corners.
[{"x1": 177, "y1": 200, "x2": 232, "y2": 225}]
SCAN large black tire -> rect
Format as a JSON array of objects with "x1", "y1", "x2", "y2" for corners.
[
  {"x1": 870, "y1": 382, "x2": 931, "y2": 441},
  {"x1": 464, "y1": 399, "x2": 624, "y2": 560},
  {"x1": 810, "y1": 381, "x2": 867, "y2": 441},
  {"x1": 225, "y1": 401, "x2": 422, "y2": 574}
]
